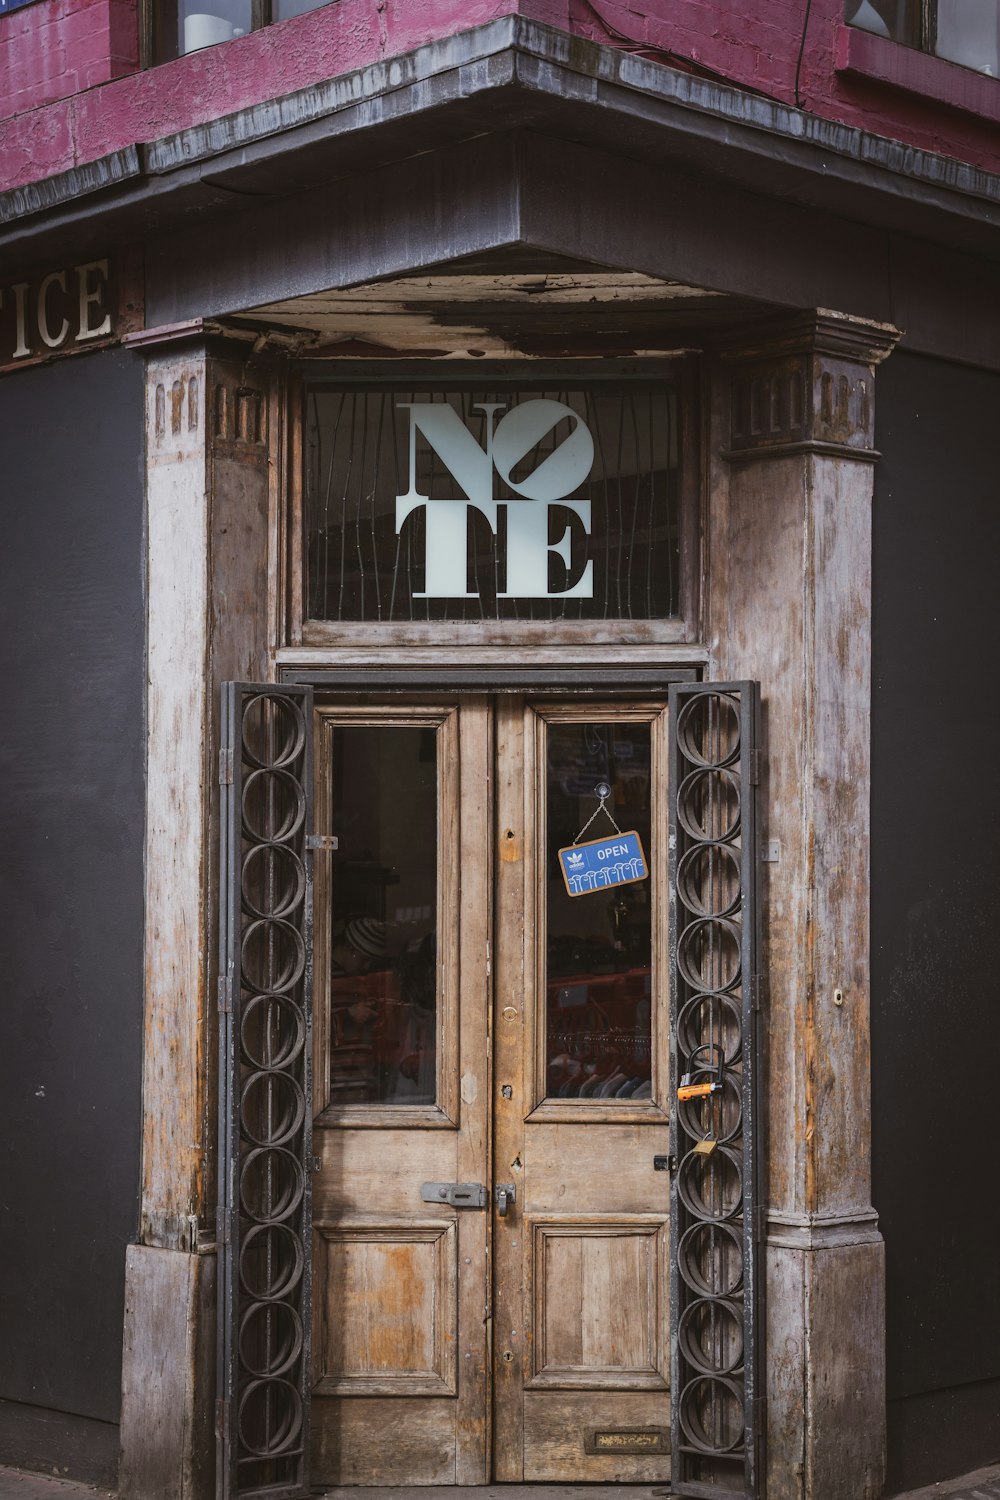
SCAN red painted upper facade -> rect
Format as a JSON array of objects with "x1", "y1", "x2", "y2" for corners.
[{"x1": 2, "y1": 0, "x2": 999, "y2": 195}]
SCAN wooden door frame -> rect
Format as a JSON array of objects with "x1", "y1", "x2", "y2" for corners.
[{"x1": 281, "y1": 666, "x2": 701, "y2": 693}]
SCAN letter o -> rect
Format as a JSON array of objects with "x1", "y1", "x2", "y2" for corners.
[{"x1": 491, "y1": 399, "x2": 594, "y2": 502}]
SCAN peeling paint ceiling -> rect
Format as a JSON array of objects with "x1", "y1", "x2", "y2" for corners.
[{"x1": 231, "y1": 268, "x2": 768, "y2": 358}]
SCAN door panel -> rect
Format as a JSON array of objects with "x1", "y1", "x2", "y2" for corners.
[
  {"x1": 493, "y1": 700, "x2": 671, "y2": 1484},
  {"x1": 313, "y1": 1398, "x2": 459, "y2": 1486},
  {"x1": 310, "y1": 699, "x2": 491, "y2": 1486},
  {"x1": 523, "y1": 1391, "x2": 671, "y2": 1483},
  {"x1": 313, "y1": 1220, "x2": 458, "y2": 1396},
  {"x1": 527, "y1": 1216, "x2": 667, "y2": 1388}
]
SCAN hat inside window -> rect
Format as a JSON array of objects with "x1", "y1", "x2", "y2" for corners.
[{"x1": 345, "y1": 917, "x2": 388, "y2": 962}]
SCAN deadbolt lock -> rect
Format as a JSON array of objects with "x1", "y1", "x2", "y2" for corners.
[
  {"x1": 420, "y1": 1182, "x2": 488, "y2": 1208},
  {"x1": 418, "y1": 1182, "x2": 517, "y2": 1214}
]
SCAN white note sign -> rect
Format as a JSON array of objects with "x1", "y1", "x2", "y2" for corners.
[{"x1": 395, "y1": 399, "x2": 595, "y2": 599}]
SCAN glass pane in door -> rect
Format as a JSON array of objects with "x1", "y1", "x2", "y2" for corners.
[
  {"x1": 545, "y1": 720, "x2": 653, "y2": 1100},
  {"x1": 327, "y1": 725, "x2": 438, "y2": 1106}
]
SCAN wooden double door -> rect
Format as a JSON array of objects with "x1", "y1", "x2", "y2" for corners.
[{"x1": 309, "y1": 694, "x2": 672, "y2": 1485}]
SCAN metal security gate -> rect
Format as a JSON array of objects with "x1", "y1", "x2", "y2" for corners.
[
  {"x1": 668, "y1": 681, "x2": 763, "y2": 1498},
  {"x1": 217, "y1": 683, "x2": 315, "y2": 1500}
]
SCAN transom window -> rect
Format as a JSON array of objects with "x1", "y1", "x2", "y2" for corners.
[
  {"x1": 847, "y1": 0, "x2": 1000, "y2": 77},
  {"x1": 297, "y1": 374, "x2": 687, "y2": 630}
]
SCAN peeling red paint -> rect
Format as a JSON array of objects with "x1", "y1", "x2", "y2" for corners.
[{"x1": 3, "y1": 0, "x2": 1000, "y2": 197}]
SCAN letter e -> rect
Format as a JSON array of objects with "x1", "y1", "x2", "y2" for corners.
[{"x1": 76, "y1": 260, "x2": 112, "y2": 342}]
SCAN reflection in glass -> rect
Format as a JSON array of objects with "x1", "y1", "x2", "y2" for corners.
[
  {"x1": 328, "y1": 726, "x2": 437, "y2": 1106},
  {"x1": 845, "y1": 0, "x2": 919, "y2": 45},
  {"x1": 272, "y1": 0, "x2": 333, "y2": 20},
  {"x1": 936, "y1": 0, "x2": 1000, "y2": 75},
  {"x1": 546, "y1": 721, "x2": 653, "y2": 1100},
  {"x1": 153, "y1": 0, "x2": 336, "y2": 59},
  {"x1": 175, "y1": 0, "x2": 251, "y2": 53}
]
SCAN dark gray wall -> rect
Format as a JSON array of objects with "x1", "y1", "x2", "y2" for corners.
[
  {"x1": 872, "y1": 350, "x2": 1000, "y2": 1494},
  {"x1": 0, "y1": 348, "x2": 145, "y2": 1485}
]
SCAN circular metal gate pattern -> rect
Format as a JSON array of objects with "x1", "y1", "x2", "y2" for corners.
[
  {"x1": 677, "y1": 1221, "x2": 744, "y2": 1299},
  {"x1": 670, "y1": 685, "x2": 758, "y2": 1492},
  {"x1": 220, "y1": 686, "x2": 313, "y2": 1497}
]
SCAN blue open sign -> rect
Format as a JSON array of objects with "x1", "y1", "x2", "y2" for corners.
[{"x1": 557, "y1": 830, "x2": 648, "y2": 897}]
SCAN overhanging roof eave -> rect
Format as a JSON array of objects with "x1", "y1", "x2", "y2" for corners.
[{"x1": 2, "y1": 15, "x2": 1000, "y2": 275}]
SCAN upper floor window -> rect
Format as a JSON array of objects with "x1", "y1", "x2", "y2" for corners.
[
  {"x1": 150, "y1": 0, "x2": 330, "y2": 62},
  {"x1": 847, "y1": 0, "x2": 1000, "y2": 77}
]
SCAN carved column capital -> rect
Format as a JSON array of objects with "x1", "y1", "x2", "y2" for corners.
[
  {"x1": 720, "y1": 311, "x2": 900, "y2": 462},
  {"x1": 210, "y1": 365, "x2": 268, "y2": 460}
]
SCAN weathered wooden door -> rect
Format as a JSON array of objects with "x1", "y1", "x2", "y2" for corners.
[
  {"x1": 492, "y1": 697, "x2": 671, "y2": 1483},
  {"x1": 309, "y1": 697, "x2": 492, "y2": 1484},
  {"x1": 309, "y1": 694, "x2": 671, "y2": 1485}
]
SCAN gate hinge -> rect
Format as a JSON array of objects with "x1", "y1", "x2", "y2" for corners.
[
  {"x1": 215, "y1": 1397, "x2": 229, "y2": 1442},
  {"x1": 748, "y1": 747, "x2": 761, "y2": 786},
  {"x1": 216, "y1": 1210, "x2": 230, "y2": 1247},
  {"x1": 748, "y1": 1396, "x2": 767, "y2": 1445},
  {"x1": 218, "y1": 973, "x2": 233, "y2": 1013},
  {"x1": 754, "y1": 1399, "x2": 768, "y2": 1468},
  {"x1": 219, "y1": 748, "x2": 233, "y2": 785},
  {"x1": 306, "y1": 834, "x2": 338, "y2": 852},
  {"x1": 753, "y1": 1204, "x2": 767, "y2": 1243},
  {"x1": 750, "y1": 973, "x2": 766, "y2": 1012}
]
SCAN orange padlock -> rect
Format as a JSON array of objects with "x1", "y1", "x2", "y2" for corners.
[{"x1": 677, "y1": 1078, "x2": 719, "y2": 1102}]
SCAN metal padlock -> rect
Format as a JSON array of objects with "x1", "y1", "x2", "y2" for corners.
[
  {"x1": 677, "y1": 1071, "x2": 720, "y2": 1102},
  {"x1": 677, "y1": 1040, "x2": 725, "y2": 1103}
]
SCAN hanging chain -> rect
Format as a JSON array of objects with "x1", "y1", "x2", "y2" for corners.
[{"x1": 572, "y1": 781, "x2": 623, "y2": 844}]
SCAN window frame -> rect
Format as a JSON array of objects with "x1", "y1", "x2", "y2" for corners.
[
  {"x1": 846, "y1": 0, "x2": 1000, "y2": 78},
  {"x1": 526, "y1": 697, "x2": 671, "y2": 1124},
  {"x1": 312, "y1": 698, "x2": 462, "y2": 1130},
  {"x1": 282, "y1": 358, "x2": 702, "y2": 653},
  {"x1": 143, "y1": 0, "x2": 324, "y2": 67}
]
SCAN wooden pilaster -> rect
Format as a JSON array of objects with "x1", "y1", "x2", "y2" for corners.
[
  {"x1": 118, "y1": 340, "x2": 277, "y2": 1500},
  {"x1": 707, "y1": 311, "x2": 899, "y2": 1500}
]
